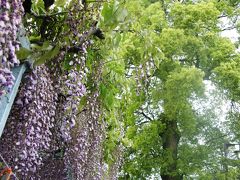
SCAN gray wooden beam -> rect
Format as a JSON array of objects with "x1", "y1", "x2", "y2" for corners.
[
  {"x1": 0, "y1": 26, "x2": 31, "y2": 138},
  {"x1": 0, "y1": 65, "x2": 27, "y2": 137}
]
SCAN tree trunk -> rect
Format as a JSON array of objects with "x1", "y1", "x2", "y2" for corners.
[{"x1": 161, "y1": 120, "x2": 182, "y2": 180}]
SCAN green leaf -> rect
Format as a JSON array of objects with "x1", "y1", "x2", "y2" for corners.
[
  {"x1": 101, "y1": 3, "x2": 114, "y2": 24},
  {"x1": 100, "y1": 83, "x2": 115, "y2": 110},
  {"x1": 54, "y1": 0, "x2": 67, "y2": 7},
  {"x1": 34, "y1": 45, "x2": 60, "y2": 66},
  {"x1": 100, "y1": 1, "x2": 124, "y2": 30},
  {"x1": 16, "y1": 47, "x2": 32, "y2": 60},
  {"x1": 100, "y1": 83, "x2": 108, "y2": 99},
  {"x1": 29, "y1": 35, "x2": 41, "y2": 42},
  {"x1": 31, "y1": 41, "x2": 52, "y2": 51},
  {"x1": 105, "y1": 92, "x2": 114, "y2": 110},
  {"x1": 107, "y1": 61, "x2": 125, "y2": 75},
  {"x1": 113, "y1": 33, "x2": 122, "y2": 47},
  {"x1": 78, "y1": 96, "x2": 87, "y2": 111},
  {"x1": 32, "y1": 0, "x2": 46, "y2": 15},
  {"x1": 42, "y1": 41, "x2": 51, "y2": 50},
  {"x1": 116, "y1": 8, "x2": 128, "y2": 22}
]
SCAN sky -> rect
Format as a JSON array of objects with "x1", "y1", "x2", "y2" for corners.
[
  {"x1": 220, "y1": 16, "x2": 239, "y2": 43},
  {"x1": 221, "y1": 28, "x2": 239, "y2": 42}
]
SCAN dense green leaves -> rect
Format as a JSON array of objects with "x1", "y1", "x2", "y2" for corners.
[
  {"x1": 16, "y1": 42, "x2": 60, "y2": 65},
  {"x1": 214, "y1": 58, "x2": 240, "y2": 100},
  {"x1": 171, "y1": 2, "x2": 220, "y2": 32},
  {"x1": 34, "y1": 44, "x2": 60, "y2": 66},
  {"x1": 99, "y1": 0, "x2": 240, "y2": 179},
  {"x1": 100, "y1": 1, "x2": 128, "y2": 31},
  {"x1": 16, "y1": 47, "x2": 32, "y2": 60}
]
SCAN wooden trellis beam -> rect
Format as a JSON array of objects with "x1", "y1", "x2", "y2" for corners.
[{"x1": 0, "y1": 27, "x2": 31, "y2": 138}]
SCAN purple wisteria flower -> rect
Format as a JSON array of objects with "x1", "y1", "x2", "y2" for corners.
[{"x1": 0, "y1": 0, "x2": 23, "y2": 97}]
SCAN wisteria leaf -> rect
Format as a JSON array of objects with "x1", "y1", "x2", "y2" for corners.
[
  {"x1": 34, "y1": 45, "x2": 60, "y2": 66},
  {"x1": 16, "y1": 47, "x2": 32, "y2": 60}
]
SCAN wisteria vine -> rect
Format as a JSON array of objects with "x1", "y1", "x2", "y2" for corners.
[
  {"x1": 0, "y1": 65, "x2": 57, "y2": 178},
  {"x1": 0, "y1": 0, "x2": 23, "y2": 96},
  {"x1": 0, "y1": 0, "x2": 107, "y2": 179}
]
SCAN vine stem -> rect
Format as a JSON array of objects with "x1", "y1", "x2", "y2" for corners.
[{"x1": 31, "y1": 11, "x2": 69, "y2": 18}]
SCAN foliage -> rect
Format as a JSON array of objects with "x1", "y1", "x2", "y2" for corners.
[{"x1": 102, "y1": 0, "x2": 240, "y2": 179}]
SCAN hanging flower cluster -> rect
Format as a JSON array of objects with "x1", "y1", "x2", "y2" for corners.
[
  {"x1": 0, "y1": 0, "x2": 23, "y2": 96},
  {"x1": 60, "y1": 52, "x2": 87, "y2": 142},
  {"x1": 58, "y1": 1, "x2": 105, "y2": 177},
  {"x1": 0, "y1": 0, "x2": 107, "y2": 179},
  {"x1": 81, "y1": 58, "x2": 105, "y2": 179},
  {"x1": 84, "y1": 93, "x2": 105, "y2": 179},
  {"x1": 107, "y1": 145, "x2": 124, "y2": 180},
  {"x1": 62, "y1": 90, "x2": 105, "y2": 179},
  {"x1": 0, "y1": 65, "x2": 57, "y2": 178},
  {"x1": 135, "y1": 59, "x2": 155, "y2": 94}
]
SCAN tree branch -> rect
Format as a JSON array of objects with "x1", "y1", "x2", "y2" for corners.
[
  {"x1": 205, "y1": 134, "x2": 229, "y2": 144},
  {"x1": 136, "y1": 120, "x2": 151, "y2": 126},
  {"x1": 31, "y1": 11, "x2": 68, "y2": 18},
  {"x1": 67, "y1": 26, "x2": 99, "y2": 53},
  {"x1": 113, "y1": 29, "x2": 136, "y2": 33},
  {"x1": 136, "y1": 110, "x2": 153, "y2": 121},
  {"x1": 220, "y1": 26, "x2": 236, "y2": 31}
]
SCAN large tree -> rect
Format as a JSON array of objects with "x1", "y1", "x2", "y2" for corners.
[{"x1": 100, "y1": 0, "x2": 240, "y2": 179}]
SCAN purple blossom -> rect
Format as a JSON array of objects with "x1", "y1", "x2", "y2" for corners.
[
  {"x1": 0, "y1": 1, "x2": 106, "y2": 179},
  {"x1": 0, "y1": 0, "x2": 23, "y2": 97}
]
